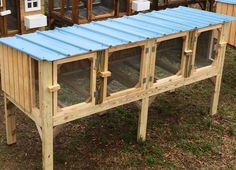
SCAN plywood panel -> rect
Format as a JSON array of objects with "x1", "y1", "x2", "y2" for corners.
[{"x1": 1, "y1": 45, "x2": 32, "y2": 113}]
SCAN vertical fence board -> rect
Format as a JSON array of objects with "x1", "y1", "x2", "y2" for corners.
[
  {"x1": 3, "y1": 46, "x2": 10, "y2": 94},
  {"x1": 18, "y1": 51, "x2": 25, "y2": 108},
  {"x1": 227, "y1": 4, "x2": 234, "y2": 45},
  {"x1": 13, "y1": 49, "x2": 20, "y2": 103},
  {"x1": 8, "y1": 47, "x2": 15, "y2": 99},
  {"x1": 0, "y1": 44, "x2": 5, "y2": 91},
  {"x1": 22, "y1": 54, "x2": 31, "y2": 112}
]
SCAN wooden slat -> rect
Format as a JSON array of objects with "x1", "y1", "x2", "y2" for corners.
[
  {"x1": 232, "y1": 5, "x2": 236, "y2": 46},
  {"x1": 216, "y1": 2, "x2": 222, "y2": 13},
  {"x1": 22, "y1": 54, "x2": 31, "y2": 112},
  {"x1": 8, "y1": 47, "x2": 15, "y2": 99},
  {"x1": 226, "y1": 4, "x2": 234, "y2": 45},
  {"x1": 17, "y1": 51, "x2": 25, "y2": 108},
  {"x1": 221, "y1": 3, "x2": 228, "y2": 14},
  {"x1": 0, "y1": 44, "x2": 5, "y2": 91},
  {"x1": 12, "y1": 49, "x2": 20, "y2": 103},
  {"x1": 3, "y1": 45, "x2": 10, "y2": 94}
]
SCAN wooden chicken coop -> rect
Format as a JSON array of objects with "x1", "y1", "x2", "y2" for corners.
[
  {"x1": 0, "y1": 0, "x2": 46, "y2": 37},
  {"x1": 48, "y1": 0, "x2": 132, "y2": 26},
  {"x1": 0, "y1": 7, "x2": 234, "y2": 170},
  {"x1": 150, "y1": 0, "x2": 215, "y2": 11},
  {"x1": 216, "y1": 0, "x2": 236, "y2": 48}
]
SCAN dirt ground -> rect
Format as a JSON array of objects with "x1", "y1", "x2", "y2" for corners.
[{"x1": 0, "y1": 47, "x2": 235, "y2": 169}]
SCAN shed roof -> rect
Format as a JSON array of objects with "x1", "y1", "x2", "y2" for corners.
[
  {"x1": 216, "y1": 0, "x2": 236, "y2": 4},
  {"x1": 0, "y1": 6, "x2": 235, "y2": 61}
]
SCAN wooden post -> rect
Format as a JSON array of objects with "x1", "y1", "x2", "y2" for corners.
[
  {"x1": 96, "y1": 50, "x2": 109, "y2": 104},
  {"x1": 137, "y1": 97, "x2": 149, "y2": 142},
  {"x1": 39, "y1": 61, "x2": 54, "y2": 170},
  {"x1": 183, "y1": 31, "x2": 197, "y2": 77},
  {"x1": 4, "y1": 94, "x2": 16, "y2": 145},
  {"x1": 137, "y1": 40, "x2": 153, "y2": 142},
  {"x1": 210, "y1": 23, "x2": 230, "y2": 115}
]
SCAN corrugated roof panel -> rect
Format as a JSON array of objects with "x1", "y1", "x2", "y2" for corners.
[
  {"x1": 178, "y1": 6, "x2": 235, "y2": 21},
  {"x1": 38, "y1": 30, "x2": 108, "y2": 51},
  {"x1": 117, "y1": 17, "x2": 177, "y2": 34},
  {"x1": 130, "y1": 14, "x2": 192, "y2": 31},
  {"x1": 160, "y1": 9, "x2": 222, "y2": 24},
  {"x1": 216, "y1": 0, "x2": 236, "y2": 4},
  {"x1": 0, "y1": 6, "x2": 235, "y2": 61}
]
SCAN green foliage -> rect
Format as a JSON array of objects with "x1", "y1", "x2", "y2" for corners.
[{"x1": 146, "y1": 155, "x2": 155, "y2": 166}]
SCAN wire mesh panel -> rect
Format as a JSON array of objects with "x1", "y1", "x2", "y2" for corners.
[
  {"x1": 195, "y1": 30, "x2": 218, "y2": 68},
  {"x1": 53, "y1": 0, "x2": 61, "y2": 14},
  {"x1": 92, "y1": 0, "x2": 114, "y2": 16},
  {"x1": 154, "y1": 37, "x2": 183, "y2": 81},
  {"x1": 57, "y1": 59, "x2": 92, "y2": 107},
  {"x1": 64, "y1": 0, "x2": 73, "y2": 19},
  {"x1": 79, "y1": 0, "x2": 88, "y2": 20},
  {"x1": 107, "y1": 46, "x2": 142, "y2": 95}
]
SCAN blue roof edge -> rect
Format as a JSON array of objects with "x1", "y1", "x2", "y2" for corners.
[{"x1": 0, "y1": 6, "x2": 236, "y2": 61}]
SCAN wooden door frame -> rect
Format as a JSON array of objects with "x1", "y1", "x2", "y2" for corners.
[{"x1": 0, "y1": 0, "x2": 21, "y2": 37}]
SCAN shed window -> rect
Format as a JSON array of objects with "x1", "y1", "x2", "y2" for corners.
[{"x1": 25, "y1": 0, "x2": 41, "y2": 12}]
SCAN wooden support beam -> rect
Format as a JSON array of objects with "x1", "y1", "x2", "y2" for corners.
[
  {"x1": 72, "y1": 0, "x2": 79, "y2": 23},
  {"x1": 96, "y1": 50, "x2": 108, "y2": 104},
  {"x1": 4, "y1": 94, "x2": 16, "y2": 145},
  {"x1": 183, "y1": 31, "x2": 196, "y2": 78},
  {"x1": 137, "y1": 97, "x2": 149, "y2": 142},
  {"x1": 39, "y1": 61, "x2": 54, "y2": 170},
  {"x1": 210, "y1": 23, "x2": 230, "y2": 115}
]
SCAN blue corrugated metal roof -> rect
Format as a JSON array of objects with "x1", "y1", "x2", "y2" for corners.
[
  {"x1": 0, "y1": 6, "x2": 235, "y2": 61},
  {"x1": 216, "y1": 0, "x2": 236, "y2": 4}
]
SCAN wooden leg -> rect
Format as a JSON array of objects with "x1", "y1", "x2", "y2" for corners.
[
  {"x1": 39, "y1": 61, "x2": 54, "y2": 170},
  {"x1": 137, "y1": 97, "x2": 149, "y2": 142},
  {"x1": 4, "y1": 94, "x2": 16, "y2": 145},
  {"x1": 42, "y1": 124, "x2": 53, "y2": 170},
  {"x1": 210, "y1": 75, "x2": 222, "y2": 115}
]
